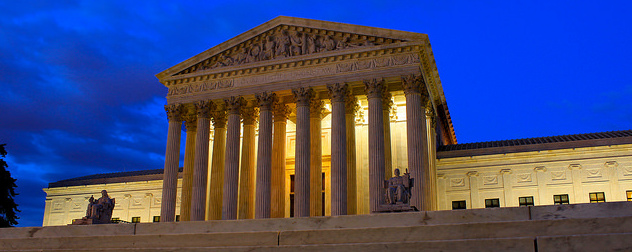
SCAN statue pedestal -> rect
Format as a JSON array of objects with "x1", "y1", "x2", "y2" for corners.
[
  {"x1": 71, "y1": 217, "x2": 93, "y2": 225},
  {"x1": 376, "y1": 203, "x2": 417, "y2": 212}
]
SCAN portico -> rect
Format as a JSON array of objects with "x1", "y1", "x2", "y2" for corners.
[{"x1": 155, "y1": 16, "x2": 456, "y2": 221}]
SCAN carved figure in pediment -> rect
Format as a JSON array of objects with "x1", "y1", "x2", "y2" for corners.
[
  {"x1": 304, "y1": 33, "x2": 318, "y2": 54},
  {"x1": 234, "y1": 48, "x2": 249, "y2": 64},
  {"x1": 249, "y1": 42, "x2": 262, "y2": 62},
  {"x1": 262, "y1": 36, "x2": 275, "y2": 60},
  {"x1": 362, "y1": 39, "x2": 375, "y2": 46},
  {"x1": 319, "y1": 35, "x2": 336, "y2": 52},
  {"x1": 289, "y1": 31, "x2": 304, "y2": 56},
  {"x1": 212, "y1": 54, "x2": 234, "y2": 68},
  {"x1": 275, "y1": 30, "x2": 291, "y2": 58}
]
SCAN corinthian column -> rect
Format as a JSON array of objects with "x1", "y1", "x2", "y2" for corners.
[
  {"x1": 292, "y1": 87, "x2": 313, "y2": 218},
  {"x1": 190, "y1": 100, "x2": 213, "y2": 221},
  {"x1": 364, "y1": 79, "x2": 386, "y2": 213},
  {"x1": 238, "y1": 103, "x2": 258, "y2": 219},
  {"x1": 309, "y1": 96, "x2": 324, "y2": 217},
  {"x1": 402, "y1": 74, "x2": 429, "y2": 211},
  {"x1": 382, "y1": 90, "x2": 394, "y2": 179},
  {"x1": 255, "y1": 92, "x2": 277, "y2": 219},
  {"x1": 208, "y1": 108, "x2": 227, "y2": 220},
  {"x1": 328, "y1": 83, "x2": 348, "y2": 216},
  {"x1": 222, "y1": 96, "x2": 244, "y2": 220},
  {"x1": 161, "y1": 103, "x2": 182, "y2": 222},
  {"x1": 345, "y1": 93, "x2": 359, "y2": 215},
  {"x1": 179, "y1": 110, "x2": 197, "y2": 222},
  {"x1": 271, "y1": 103, "x2": 291, "y2": 218}
]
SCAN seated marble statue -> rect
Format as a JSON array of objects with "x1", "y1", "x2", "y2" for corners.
[
  {"x1": 385, "y1": 168, "x2": 412, "y2": 205},
  {"x1": 86, "y1": 190, "x2": 115, "y2": 224}
]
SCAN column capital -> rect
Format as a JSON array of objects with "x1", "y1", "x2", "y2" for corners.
[
  {"x1": 225, "y1": 96, "x2": 245, "y2": 115},
  {"x1": 309, "y1": 97, "x2": 325, "y2": 118},
  {"x1": 382, "y1": 90, "x2": 393, "y2": 111},
  {"x1": 425, "y1": 103, "x2": 436, "y2": 128},
  {"x1": 345, "y1": 93, "x2": 359, "y2": 115},
  {"x1": 184, "y1": 113, "x2": 198, "y2": 131},
  {"x1": 256, "y1": 92, "x2": 278, "y2": 111},
  {"x1": 327, "y1": 83, "x2": 348, "y2": 103},
  {"x1": 165, "y1": 104, "x2": 183, "y2": 122},
  {"x1": 273, "y1": 103, "x2": 291, "y2": 122},
  {"x1": 401, "y1": 74, "x2": 426, "y2": 95},
  {"x1": 363, "y1": 78, "x2": 385, "y2": 99},
  {"x1": 211, "y1": 109, "x2": 228, "y2": 128},
  {"x1": 195, "y1": 100, "x2": 214, "y2": 118},
  {"x1": 292, "y1": 87, "x2": 314, "y2": 107},
  {"x1": 241, "y1": 105, "x2": 259, "y2": 126}
]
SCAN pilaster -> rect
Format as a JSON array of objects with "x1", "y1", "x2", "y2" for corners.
[
  {"x1": 466, "y1": 171, "x2": 480, "y2": 209},
  {"x1": 534, "y1": 166, "x2": 548, "y2": 205},
  {"x1": 500, "y1": 169, "x2": 512, "y2": 207},
  {"x1": 569, "y1": 164, "x2": 583, "y2": 203}
]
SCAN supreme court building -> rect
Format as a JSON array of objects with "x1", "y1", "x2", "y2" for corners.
[{"x1": 42, "y1": 17, "x2": 632, "y2": 226}]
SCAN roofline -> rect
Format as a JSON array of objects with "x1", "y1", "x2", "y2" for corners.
[
  {"x1": 47, "y1": 168, "x2": 183, "y2": 188},
  {"x1": 437, "y1": 130, "x2": 632, "y2": 158}
]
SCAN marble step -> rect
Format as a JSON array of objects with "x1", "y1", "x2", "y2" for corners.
[
  {"x1": 278, "y1": 215, "x2": 632, "y2": 246},
  {"x1": 6, "y1": 237, "x2": 538, "y2": 252},
  {"x1": 2, "y1": 215, "x2": 630, "y2": 251},
  {"x1": 5, "y1": 201, "x2": 630, "y2": 240},
  {"x1": 536, "y1": 232, "x2": 632, "y2": 252}
]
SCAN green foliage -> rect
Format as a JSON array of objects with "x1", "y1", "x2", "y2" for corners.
[{"x1": 0, "y1": 144, "x2": 19, "y2": 227}]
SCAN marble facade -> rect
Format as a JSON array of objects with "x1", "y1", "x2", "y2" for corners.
[{"x1": 42, "y1": 17, "x2": 632, "y2": 226}]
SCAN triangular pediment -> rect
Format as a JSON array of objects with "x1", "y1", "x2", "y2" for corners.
[{"x1": 156, "y1": 16, "x2": 426, "y2": 81}]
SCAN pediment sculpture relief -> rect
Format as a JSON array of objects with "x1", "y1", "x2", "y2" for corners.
[{"x1": 179, "y1": 27, "x2": 403, "y2": 75}]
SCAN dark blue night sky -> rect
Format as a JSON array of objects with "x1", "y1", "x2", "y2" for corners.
[{"x1": 1, "y1": 1, "x2": 630, "y2": 227}]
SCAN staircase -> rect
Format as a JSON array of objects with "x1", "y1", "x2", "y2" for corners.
[{"x1": 2, "y1": 202, "x2": 632, "y2": 251}]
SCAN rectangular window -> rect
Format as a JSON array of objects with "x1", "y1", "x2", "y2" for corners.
[
  {"x1": 153, "y1": 216, "x2": 160, "y2": 222},
  {"x1": 554, "y1": 194, "x2": 569, "y2": 205},
  {"x1": 519, "y1": 196, "x2": 534, "y2": 206},
  {"x1": 176, "y1": 215, "x2": 180, "y2": 222},
  {"x1": 485, "y1": 198, "x2": 500, "y2": 208},
  {"x1": 589, "y1": 192, "x2": 605, "y2": 203},
  {"x1": 131, "y1": 217, "x2": 141, "y2": 223},
  {"x1": 627, "y1": 191, "x2": 632, "y2": 201},
  {"x1": 452, "y1": 200, "x2": 466, "y2": 210}
]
